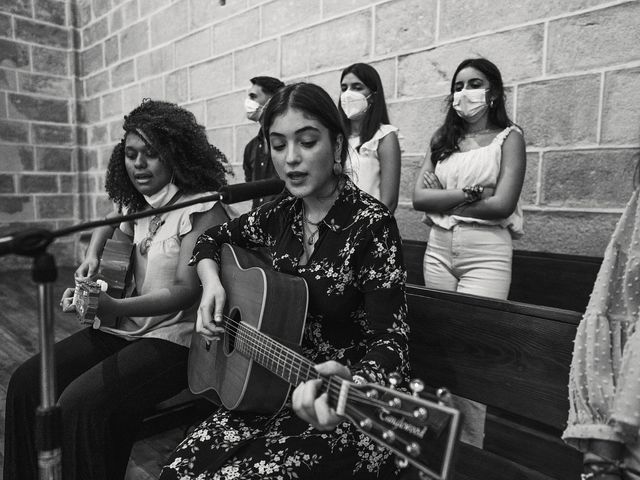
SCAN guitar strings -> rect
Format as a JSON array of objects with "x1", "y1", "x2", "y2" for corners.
[
  {"x1": 217, "y1": 314, "x2": 359, "y2": 400},
  {"x1": 213, "y1": 314, "x2": 409, "y2": 413}
]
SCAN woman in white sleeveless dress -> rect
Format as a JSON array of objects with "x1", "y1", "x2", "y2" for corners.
[
  {"x1": 412, "y1": 57, "x2": 526, "y2": 300},
  {"x1": 339, "y1": 63, "x2": 401, "y2": 213}
]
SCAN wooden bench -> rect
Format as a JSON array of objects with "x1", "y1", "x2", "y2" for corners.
[
  {"x1": 403, "y1": 284, "x2": 583, "y2": 480},
  {"x1": 402, "y1": 239, "x2": 602, "y2": 313}
]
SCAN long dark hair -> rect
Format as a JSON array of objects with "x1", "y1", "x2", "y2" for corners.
[
  {"x1": 338, "y1": 63, "x2": 390, "y2": 152},
  {"x1": 430, "y1": 58, "x2": 513, "y2": 165},
  {"x1": 262, "y1": 82, "x2": 349, "y2": 168},
  {"x1": 105, "y1": 100, "x2": 230, "y2": 213}
]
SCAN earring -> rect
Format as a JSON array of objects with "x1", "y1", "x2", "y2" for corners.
[
  {"x1": 333, "y1": 155, "x2": 343, "y2": 176},
  {"x1": 333, "y1": 137, "x2": 343, "y2": 176},
  {"x1": 490, "y1": 99, "x2": 495, "y2": 108}
]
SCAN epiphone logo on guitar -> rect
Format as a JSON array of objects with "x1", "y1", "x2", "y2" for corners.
[{"x1": 379, "y1": 412, "x2": 428, "y2": 439}]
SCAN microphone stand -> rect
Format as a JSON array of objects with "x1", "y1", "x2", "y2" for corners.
[
  {"x1": 0, "y1": 178, "x2": 284, "y2": 479},
  {"x1": 1, "y1": 192, "x2": 224, "y2": 480}
]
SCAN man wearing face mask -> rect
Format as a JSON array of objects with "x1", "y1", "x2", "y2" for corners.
[{"x1": 243, "y1": 76, "x2": 285, "y2": 209}]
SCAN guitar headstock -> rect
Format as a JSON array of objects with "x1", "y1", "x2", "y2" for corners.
[
  {"x1": 339, "y1": 377, "x2": 460, "y2": 480},
  {"x1": 72, "y1": 279, "x2": 103, "y2": 326}
]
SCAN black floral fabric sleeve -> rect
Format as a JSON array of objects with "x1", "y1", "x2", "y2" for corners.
[{"x1": 350, "y1": 215, "x2": 410, "y2": 386}]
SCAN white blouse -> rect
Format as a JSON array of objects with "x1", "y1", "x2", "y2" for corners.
[
  {"x1": 99, "y1": 192, "x2": 222, "y2": 347},
  {"x1": 425, "y1": 126, "x2": 524, "y2": 239},
  {"x1": 346, "y1": 124, "x2": 398, "y2": 201}
]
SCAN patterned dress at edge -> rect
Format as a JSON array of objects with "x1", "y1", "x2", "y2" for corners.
[
  {"x1": 563, "y1": 189, "x2": 640, "y2": 477},
  {"x1": 160, "y1": 179, "x2": 410, "y2": 480}
]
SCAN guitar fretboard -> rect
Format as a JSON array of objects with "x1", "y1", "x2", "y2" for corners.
[{"x1": 229, "y1": 320, "x2": 341, "y2": 399}]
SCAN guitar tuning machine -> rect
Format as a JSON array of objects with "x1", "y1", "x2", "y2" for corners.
[
  {"x1": 409, "y1": 378, "x2": 425, "y2": 397},
  {"x1": 366, "y1": 389, "x2": 379, "y2": 399},
  {"x1": 382, "y1": 429, "x2": 396, "y2": 443},
  {"x1": 395, "y1": 457, "x2": 409, "y2": 469},
  {"x1": 413, "y1": 406, "x2": 428, "y2": 420},
  {"x1": 437, "y1": 387, "x2": 453, "y2": 407},
  {"x1": 406, "y1": 442, "x2": 421, "y2": 457},
  {"x1": 359, "y1": 418, "x2": 373, "y2": 430},
  {"x1": 388, "y1": 397, "x2": 401, "y2": 408}
]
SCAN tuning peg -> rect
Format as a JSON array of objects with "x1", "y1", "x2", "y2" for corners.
[
  {"x1": 395, "y1": 457, "x2": 409, "y2": 469},
  {"x1": 413, "y1": 406, "x2": 428, "y2": 420},
  {"x1": 388, "y1": 397, "x2": 401, "y2": 408},
  {"x1": 437, "y1": 387, "x2": 453, "y2": 406},
  {"x1": 387, "y1": 372, "x2": 402, "y2": 389},
  {"x1": 406, "y1": 442, "x2": 421, "y2": 457},
  {"x1": 409, "y1": 378, "x2": 425, "y2": 396},
  {"x1": 359, "y1": 418, "x2": 373, "y2": 430},
  {"x1": 382, "y1": 430, "x2": 396, "y2": 442},
  {"x1": 366, "y1": 389, "x2": 379, "y2": 399}
]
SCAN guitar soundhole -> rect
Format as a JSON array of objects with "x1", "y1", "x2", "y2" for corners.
[{"x1": 226, "y1": 307, "x2": 241, "y2": 353}]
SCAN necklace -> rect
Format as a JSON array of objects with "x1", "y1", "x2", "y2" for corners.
[
  {"x1": 302, "y1": 215, "x2": 320, "y2": 246},
  {"x1": 465, "y1": 127, "x2": 497, "y2": 136},
  {"x1": 301, "y1": 204, "x2": 323, "y2": 246},
  {"x1": 139, "y1": 191, "x2": 182, "y2": 256},
  {"x1": 139, "y1": 215, "x2": 165, "y2": 255}
]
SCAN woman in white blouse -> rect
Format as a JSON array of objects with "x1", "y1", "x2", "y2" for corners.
[
  {"x1": 412, "y1": 58, "x2": 526, "y2": 300},
  {"x1": 338, "y1": 63, "x2": 401, "y2": 213}
]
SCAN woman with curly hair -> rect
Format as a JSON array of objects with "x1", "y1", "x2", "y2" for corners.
[{"x1": 3, "y1": 99, "x2": 231, "y2": 480}]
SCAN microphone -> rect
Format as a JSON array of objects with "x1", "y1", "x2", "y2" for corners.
[
  {"x1": 218, "y1": 178, "x2": 284, "y2": 204},
  {"x1": 0, "y1": 179, "x2": 286, "y2": 257}
]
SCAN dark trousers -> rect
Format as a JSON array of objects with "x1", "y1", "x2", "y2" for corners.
[{"x1": 3, "y1": 327, "x2": 189, "y2": 480}]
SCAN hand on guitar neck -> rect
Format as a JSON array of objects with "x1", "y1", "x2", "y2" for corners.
[
  {"x1": 60, "y1": 239, "x2": 134, "y2": 329},
  {"x1": 291, "y1": 360, "x2": 353, "y2": 431}
]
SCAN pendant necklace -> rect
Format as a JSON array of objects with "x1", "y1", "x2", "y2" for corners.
[
  {"x1": 303, "y1": 216, "x2": 320, "y2": 246},
  {"x1": 302, "y1": 205, "x2": 322, "y2": 246}
]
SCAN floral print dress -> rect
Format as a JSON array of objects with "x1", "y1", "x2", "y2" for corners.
[{"x1": 160, "y1": 179, "x2": 410, "y2": 480}]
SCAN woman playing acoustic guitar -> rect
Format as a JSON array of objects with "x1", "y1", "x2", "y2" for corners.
[
  {"x1": 3, "y1": 99, "x2": 231, "y2": 480},
  {"x1": 159, "y1": 83, "x2": 411, "y2": 479}
]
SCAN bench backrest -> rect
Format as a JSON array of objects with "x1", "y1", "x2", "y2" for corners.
[
  {"x1": 402, "y1": 239, "x2": 602, "y2": 312},
  {"x1": 406, "y1": 284, "x2": 583, "y2": 480}
]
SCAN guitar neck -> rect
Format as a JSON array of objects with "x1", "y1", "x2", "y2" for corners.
[{"x1": 230, "y1": 320, "x2": 340, "y2": 395}]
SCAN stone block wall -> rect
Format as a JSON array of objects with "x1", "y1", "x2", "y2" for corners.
[
  {"x1": 1, "y1": 0, "x2": 639, "y2": 268},
  {"x1": 0, "y1": 0, "x2": 76, "y2": 269}
]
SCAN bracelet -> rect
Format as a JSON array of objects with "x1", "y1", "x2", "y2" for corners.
[
  {"x1": 462, "y1": 184, "x2": 484, "y2": 203},
  {"x1": 582, "y1": 456, "x2": 623, "y2": 480}
]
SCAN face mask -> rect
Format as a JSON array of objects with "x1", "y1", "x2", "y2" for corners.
[
  {"x1": 340, "y1": 90, "x2": 370, "y2": 120},
  {"x1": 143, "y1": 181, "x2": 179, "y2": 209},
  {"x1": 452, "y1": 88, "x2": 489, "y2": 122},
  {"x1": 245, "y1": 98, "x2": 263, "y2": 122}
]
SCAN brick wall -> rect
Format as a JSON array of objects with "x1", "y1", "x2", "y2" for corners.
[
  {"x1": 1, "y1": 0, "x2": 639, "y2": 269},
  {"x1": 0, "y1": 0, "x2": 75, "y2": 269}
]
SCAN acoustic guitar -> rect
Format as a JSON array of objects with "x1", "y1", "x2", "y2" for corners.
[
  {"x1": 71, "y1": 238, "x2": 134, "y2": 328},
  {"x1": 188, "y1": 244, "x2": 461, "y2": 479}
]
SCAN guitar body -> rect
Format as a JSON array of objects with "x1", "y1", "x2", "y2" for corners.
[{"x1": 188, "y1": 244, "x2": 309, "y2": 414}]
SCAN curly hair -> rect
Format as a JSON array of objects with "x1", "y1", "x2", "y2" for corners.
[{"x1": 105, "y1": 99, "x2": 231, "y2": 213}]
